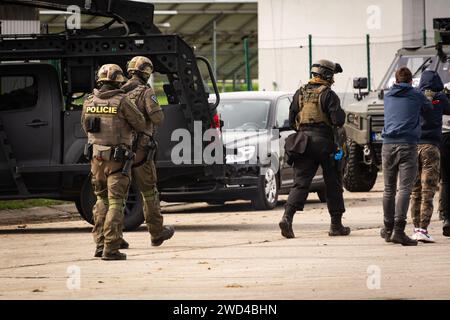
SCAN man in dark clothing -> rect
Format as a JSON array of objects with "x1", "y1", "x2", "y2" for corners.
[
  {"x1": 441, "y1": 113, "x2": 450, "y2": 236},
  {"x1": 410, "y1": 71, "x2": 450, "y2": 242},
  {"x1": 381, "y1": 67, "x2": 433, "y2": 246},
  {"x1": 279, "y1": 59, "x2": 350, "y2": 239}
]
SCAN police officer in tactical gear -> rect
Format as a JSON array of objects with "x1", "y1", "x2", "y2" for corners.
[
  {"x1": 81, "y1": 64, "x2": 146, "y2": 260},
  {"x1": 122, "y1": 56, "x2": 175, "y2": 246},
  {"x1": 279, "y1": 59, "x2": 350, "y2": 239}
]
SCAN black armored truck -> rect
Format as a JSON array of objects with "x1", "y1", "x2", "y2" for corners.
[
  {"x1": 0, "y1": 0, "x2": 223, "y2": 230},
  {"x1": 342, "y1": 18, "x2": 450, "y2": 192}
]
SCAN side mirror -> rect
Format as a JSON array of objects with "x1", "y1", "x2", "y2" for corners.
[
  {"x1": 353, "y1": 77, "x2": 369, "y2": 101},
  {"x1": 353, "y1": 77, "x2": 368, "y2": 89}
]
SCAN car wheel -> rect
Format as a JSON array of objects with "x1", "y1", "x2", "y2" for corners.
[
  {"x1": 78, "y1": 175, "x2": 144, "y2": 231},
  {"x1": 251, "y1": 168, "x2": 279, "y2": 210}
]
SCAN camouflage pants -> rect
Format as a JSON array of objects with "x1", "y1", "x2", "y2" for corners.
[
  {"x1": 410, "y1": 144, "x2": 441, "y2": 229},
  {"x1": 132, "y1": 158, "x2": 164, "y2": 238},
  {"x1": 90, "y1": 158, "x2": 130, "y2": 254}
]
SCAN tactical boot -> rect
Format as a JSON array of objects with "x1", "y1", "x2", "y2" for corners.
[
  {"x1": 120, "y1": 238, "x2": 129, "y2": 249},
  {"x1": 151, "y1": 226, "x2": 175, "y2": 247},
  {"x1": 443, "y1": 220, "x2": 450, "y2": 237},
  {"x1": 101, "y1": 251, "x2": 127, "y2": 261},
  {"x1": 380, "y1": 220, "x2": 394, "y2": 242},
  {"x1": 391, "y1": 221, "x2": 418, "y2": 246},
  {"x1": 94, "y1": 246, "x2": 104, "y2": 258},
  {"x1": 279, "y1": 205, "x2": 296, "y2": 239},
  {"x1": 380, "y1": 228, "x2": 393, "y2": 242},
  {"x1": 328, "y1": 215, "x2": 351, "y2": 236}
]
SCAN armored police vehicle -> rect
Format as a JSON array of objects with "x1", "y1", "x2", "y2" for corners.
[
  {"x1": 342, "y1": 18, "x2": 450, "y2": 192},
  {"x1": 0, "y1": 0, "x2": 223, "y2": 230}
]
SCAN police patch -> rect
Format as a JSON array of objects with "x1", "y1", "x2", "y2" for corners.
[
  {"x1": 151, "y1": 95, "x2": 159, "y2": 104},
  {"x1": 86, "y1": 105, "x2": 118, "y2": 114}
]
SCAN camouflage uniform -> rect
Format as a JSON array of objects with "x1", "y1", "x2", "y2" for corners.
[
  {"x1": 122, "y1": 75, "x2": 165, "y2": 238},
  {"x1": 122, "y1": 56, "x2": 173, "y2": 246},
  {"x1": 410, "y1": 144, "x2": 441, "y2": 229},
  {"x1": 81, "y1": 64, "x2": 145, "y2": 259}
]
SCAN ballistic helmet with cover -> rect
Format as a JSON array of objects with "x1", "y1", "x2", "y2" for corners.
[
  {"x1": 96, "y1": 64, "x2": 126, "y2": 83},
  {"x1": 311, "y1": 59, "x2": 343, "y2": 81},
  {"x1": 127, "y1": 56, "x2": 154, "y2": 77}
]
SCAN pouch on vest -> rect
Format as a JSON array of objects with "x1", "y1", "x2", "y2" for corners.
[
  {"x1": 284, "y1": 131, "x2": 308, "y2": 166},
  {"x1": 92, "y1": 144, "x2": 112, "y2": 161},
  {"x1": 84, "y1": 143, "x2": 93, "y2": 161},
  {"x1": 86, "y1": 117, "x2": 101, "y2": 133}
]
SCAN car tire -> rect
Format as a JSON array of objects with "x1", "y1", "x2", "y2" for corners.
[
  {"x1": 78, "y1": 175, "x2": 144, "y2": 231},
  {"x1": 251, "y1": 168, "x2": 279, "y2": 210},
  {"x1": 317, "y1": 190, "x2": 327, "y2": 203},
  {"x1": 343, "y1": 140, "x2": 378, "y2": 192}
]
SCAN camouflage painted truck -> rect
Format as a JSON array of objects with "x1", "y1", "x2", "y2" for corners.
[
  {"x1": 0, "y1": 0, "x2": 222, "y2": 230},
  {"x1": 342, "y1": 18, "x2": 450, "y2": 192}
]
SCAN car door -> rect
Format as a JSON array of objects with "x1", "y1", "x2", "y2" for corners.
[
  {"x1": 0, "y1": 64, "x2": 60, "y2": 194},
  {"x1": 274, "y1": 96, "x2": 295, "y2": 188}
]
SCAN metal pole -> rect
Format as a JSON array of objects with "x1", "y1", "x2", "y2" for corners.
[
  {"x1": 422, "y1": 0, "x2": 427, "y2": 46},
  {"x1": 244, "y1": 37, "x2": 252, "y2": 91},
  {"x1": 308, "y1": 34, "x2": 312, "y2": 78},
  {"x1": 366, "y1": 34, "x2": 371, "y2": 91},
  {"x1": 212, "y1": 19, "x2": 217, "y2": 80}
]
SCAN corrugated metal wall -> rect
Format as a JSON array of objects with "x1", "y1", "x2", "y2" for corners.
[
  {"x1": 0, "y1": 20, "x2": 40, "y2": 34},
  {"x1": 0, "y1": 5, "x2": 39, "y2": 34}
]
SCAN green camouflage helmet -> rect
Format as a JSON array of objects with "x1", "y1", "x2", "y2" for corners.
[
  {"x1": 96, "y1": 64, "x2": 126, "y2": 83},
  {"x1": 127, "y1": 56, "x2": 154, "y2": 77}
]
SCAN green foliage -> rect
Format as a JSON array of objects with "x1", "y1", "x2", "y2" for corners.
[{"x1": 0, "y1": 199, "x2": 67, "y2": 210}]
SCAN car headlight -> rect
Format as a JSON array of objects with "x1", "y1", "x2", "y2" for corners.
[
  {"x1": 226, "y1": 145, "x2": 256, "y2": 164},
  {"x1": 346, "y1": 112, "x2": 361, "y2": 129}
]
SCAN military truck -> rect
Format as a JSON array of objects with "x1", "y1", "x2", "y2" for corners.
[
  {"x1": 342, "y1": 18, "x2": 450, "y2": 192},
  {"x1": 0, "y1": 0, "x2": 223, "y2": 230}
]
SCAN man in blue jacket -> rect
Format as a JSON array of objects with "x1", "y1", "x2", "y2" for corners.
[
  {"x1": 410, "y1": 71, "x2": 450, "y2": 242},
  {"x1": 381, "y1": 67, "x2": 433, "y2": 246}
]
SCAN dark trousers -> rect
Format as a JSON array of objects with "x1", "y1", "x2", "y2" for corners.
[
  {"x1": 382, "y1": 144, "x2": 418, "y2": 226},
  {"x1": 441, "y1": 133, "x2": 450, "y2": 220},
  {"x1": 286, "y1": 134, "x2": 345, "y2": 216}
]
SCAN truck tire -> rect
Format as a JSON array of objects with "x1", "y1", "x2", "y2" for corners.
[
  {"x1": 251, "y1": 167, "x2": 279, "y2": 210},
  {"x1": 78, "y1": 176, "x2": 144, "y2": 231},
  {"x1": 343, "y1": 140, "x2": 378, "y2": 192}
]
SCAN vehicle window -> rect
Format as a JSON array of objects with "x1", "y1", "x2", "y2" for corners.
[
  {"x1": 217, "y1": 100, "x2": 271, "y2": 130},
  {"x1": 379, "y1": 56, "x2": 450, "y2": 90},
  {"x1": 0, "y1": 76, "x2": 38, "y2": 111},
  {"x1": 276, "y1": 98, "x2": 291, "y2": 128}
]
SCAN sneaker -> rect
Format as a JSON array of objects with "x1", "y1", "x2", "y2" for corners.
[
  {"x1": 415, "y1": 229, "x2": 435, "y2": 243},
  {"x1": 411, "y1": 228, "x2": 420, "y2": 240}
]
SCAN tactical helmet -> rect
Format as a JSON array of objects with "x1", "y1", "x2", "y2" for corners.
[
  {"x1": 311, "y1": 59, "x2": 343, "y2": 81},
  {"x1": 127, "y1": 56, "x2": 154, "y2": 77},
  {"x1": 96, "y1": 64, "x2": 126, "y2": 83}
]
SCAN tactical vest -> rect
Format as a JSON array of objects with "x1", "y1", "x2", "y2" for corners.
[
  {"x1": 295, "y1": 85, "x2": 331, "y2": 129},
  {"x1": 83, "y1": 92, "x2": 134, "y2": 147},
  {"x1": 125, "y1": 84, "x2": 155, "y2": 135}
]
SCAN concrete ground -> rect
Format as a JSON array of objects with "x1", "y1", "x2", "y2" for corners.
[{"x1": 0, "y1": 177, "x2": 449, "y2": 300}]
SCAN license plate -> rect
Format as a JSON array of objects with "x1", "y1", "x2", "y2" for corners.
[{"x1": 371, "y1": 133, "x2": 383, "y2": 142}]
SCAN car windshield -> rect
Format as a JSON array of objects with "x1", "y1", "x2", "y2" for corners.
[
  {"x1": 379, "y1": 55, "x2": 450, "y2": 90},
  {"x1": 217, "y1": 99, "x2": 271, "y2": 130}
]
